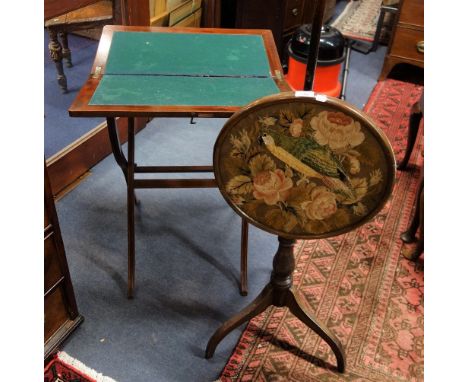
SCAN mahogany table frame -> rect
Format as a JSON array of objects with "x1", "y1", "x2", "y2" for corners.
[{"x1": 69, "y1": 25, "x2": 291, "y2": 298}]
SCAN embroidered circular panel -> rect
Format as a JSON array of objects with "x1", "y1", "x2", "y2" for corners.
[{"x1": 214, "y1": 92, "x2": 396, "y2": 239}]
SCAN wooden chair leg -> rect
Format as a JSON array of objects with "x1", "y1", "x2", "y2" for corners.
[
  {"x1": 59, "y1": 32, "x2": 73, "y2": 68},
  {"x1": 398, "y1": 101, "x2": 422, "y2": 170},
  {"x1": 402, "y1": 186, "x2": 424, "y2": 261},
  {"x1": 415, "y1": 188, "x2": 424, "y2": 257},
  {"x1": 401, "y1": 176, "x2": 423, "y2": 243},
  {"x1": 47, "y1": 29, "x2": 68, "y2": 93}
]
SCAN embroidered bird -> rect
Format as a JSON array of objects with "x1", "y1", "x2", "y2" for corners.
[{"x1": 259, "y1": 129, "x2": 355, "y2": 200}]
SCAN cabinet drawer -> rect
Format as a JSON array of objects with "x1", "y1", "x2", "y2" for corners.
[
  {"x1": 283, "y1": 0, "x2": 303, "y2": 31},
  {"x1": 399, "y1": 0, "x2": 423, "y2": 27},
  {"x1": 45, "y1": 233, "x2": 63, "y2": 293},
  {"x1": 391, "y1": 26, "x2": 424, "y2": 62},
  {"x1": 45, "y1": 286, "x2": 70, "y2": 342}
]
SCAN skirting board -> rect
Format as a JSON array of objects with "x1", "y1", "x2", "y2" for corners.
[{"x1": 46, "y1": 117, "x2": 149, "y2": 198}]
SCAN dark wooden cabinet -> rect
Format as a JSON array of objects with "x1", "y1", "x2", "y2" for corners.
[
  {"x1": 223, "y1": 0, "x2": 336, "y2": 62},
  {"x1": 44, "y1": 163, "x2": 83, "y2": 359},
  {"x1": 379, "y1": 0, "x2": 423, "y2": 80}
]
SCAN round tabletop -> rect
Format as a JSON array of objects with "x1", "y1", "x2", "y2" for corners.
[{"x1": 214, "y1": 92, "x2": 396, "y2": 239}]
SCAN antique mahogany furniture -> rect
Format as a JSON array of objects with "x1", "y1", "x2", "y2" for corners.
[
  {"x1": 45, "y1": 163, "x2": 83, "y2": 358},
  {"x1": 222, "y1": 0, "x2": 336, "y2": 61},
  {"x1": 205, "y1": 92, "x2": 396, "y2": 371},
  {"x1": 69, "y1": 25, "x2": 291, "y2": 298},
  {"x1": 45, "y1": 0, "x2": 117, "y2": 93},
  {"x1": 399, "y1": 94, "x2": 423, "y2": 260},
  {"x1": 379, "y1": 0, "x2": 423, "y2": 80}
]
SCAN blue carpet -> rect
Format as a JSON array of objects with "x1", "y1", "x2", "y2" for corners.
[
  {"x1": 48, "y1": 19, "x2": 388, "y2": 382},
  {"x1": 44, "y1": 30, "x2": 103, "y2": 158},
  {"x1": 58, "y1": 117, "x2": 277, "y2": 381}
]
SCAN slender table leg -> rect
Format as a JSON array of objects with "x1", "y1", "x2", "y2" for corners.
[
  {"x1": 398, "y1": 101, "x2": 422, "y2": 170},
  {"x1": 106, "y1": 117, "x2": 139, "y2": 205},
  {"x1": 401, "y1": 175, "x2": 423, "y2": 244},
  {"x1": 206, "y1": 237, "x2": 346, "y2": 372},
  {"x1": 127, "y1": 117, "x2": 136, "y2": 298},
  {"x1": 414, "y1": 187, "x2": 424, "y2": 258},
  {"x1": 402, "y1": 187, "x2": 424, "y2": 261},
  {"x1": 401, "y1": 174, "x2": 424, "y2": 261},
  {"x1": 240, "y1": 219, "x2": 249, "y2": 296},
  {"x1": 106, "y1": 117, "x2": 129, "y2": 179}
]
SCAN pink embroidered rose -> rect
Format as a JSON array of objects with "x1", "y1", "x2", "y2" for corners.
[
  {"x1": 252, "y1": 169, "x2": 293, "y2": 205},
  {"x1": 310, "y1": 111, "x2": 365, "y2": 150},
  {"x1": 301, "y1": 186, "x2": 337, "y2": 220},
  {"x1": 289, "y1": 118, "x2": 303, "y2": 137}
]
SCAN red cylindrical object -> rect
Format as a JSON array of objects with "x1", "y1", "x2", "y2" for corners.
[
  {"x1": 285, "y1": 25, "x2": 345, "y2": 97},
  {"x1": 286, "y1": 55, "x2": 342, "y2": 97},
  {"x1": 286, "y1": 55, "x2": 309, "y2": 91},
  {"x1": 313, "y1": 63, "x2": 342, "y2": 97}
]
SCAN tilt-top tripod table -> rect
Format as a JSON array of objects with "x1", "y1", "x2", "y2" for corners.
[
  {"x1": 206, "y1": 92, "x2": 396, "y2": 371},
  {"x1": 69, "y1": 25, "x2": 291, "y2": 298}
]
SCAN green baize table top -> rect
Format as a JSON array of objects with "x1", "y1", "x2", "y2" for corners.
[{"x1": 89, "y1": 31, "x2": 280, "y2": 107}]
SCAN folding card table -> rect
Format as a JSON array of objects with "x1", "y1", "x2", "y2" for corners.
[{"x1": 69, "y1": 25, "x2": 291, "y2": 298}]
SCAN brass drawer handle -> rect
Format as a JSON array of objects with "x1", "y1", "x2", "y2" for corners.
[
  {"x1": 292, "y1": 8, "x2": 299, "y2": 16},
  {"x1": 416, "y1": 40, "x2": 424, "y2": 54}
]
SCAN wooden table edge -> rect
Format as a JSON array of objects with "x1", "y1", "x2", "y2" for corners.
[{"x1": 68, "y1": 25, "x2": 290, "y2": 118}]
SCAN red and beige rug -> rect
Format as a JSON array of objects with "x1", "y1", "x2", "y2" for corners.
[
  {"x1": 331, "y1": 0, "x2": 398, "y2": 43},
  {"x1": 218, "y1": 79, "x2": 424, "y2": 382},
  {"x1": 44, "y1": 351, "x2": 117, "y2": 382}
]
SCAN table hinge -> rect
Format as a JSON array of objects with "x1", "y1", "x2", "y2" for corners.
[
  {"x1": 92, "y1": 66, "x2": 102, "y2": 78},
  {"x1": 274, "y1": 70, "x2": 284, "y2": 81}
]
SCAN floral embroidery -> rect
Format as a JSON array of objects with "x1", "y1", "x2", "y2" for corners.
[
  {"x1": 219, "y1": 106, "x2": 389, "y2": 235},
  {"x1": 252, "y1": 169, "x2": 293, "y2": 205},
  {"x1": 311, "y1": 110, "x2": 365, "y2": 151}
]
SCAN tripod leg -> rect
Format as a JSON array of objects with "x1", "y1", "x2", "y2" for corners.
[
  {"x1": 285, "y1": 289, "x2": 346, "y2": 373},
  {"x1": 205, "y1": 285, "x2": 274, "y2": 358}
]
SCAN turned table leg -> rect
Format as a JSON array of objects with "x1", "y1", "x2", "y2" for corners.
[
  {"x1": 59, "y1": 32, "x2": 73, "y2": 68},
  {"x1": 47, "y1": 29, "x2": 68, "y2": 93},
  {"x1": 398, "y1": 101, "x2": 422, "y2": 170}
]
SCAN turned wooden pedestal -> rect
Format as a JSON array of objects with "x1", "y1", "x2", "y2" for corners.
[
  {"x1": 206, "y1": 237, "x2": 346, "y2": 372},
  {"x1": 207, "y1": 92, "x2": 396, "y2": 372}
]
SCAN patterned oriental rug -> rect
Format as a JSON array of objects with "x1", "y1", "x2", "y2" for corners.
[
  {"x1": 331, "y1": 0, "x2": 397, "y2": 42},
  {"x1": 218, "y1": 79, "x2": 424, "y2": 382},
  {"x1": 45, "y1": 351, "x2": 118, "y2": 382}
]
